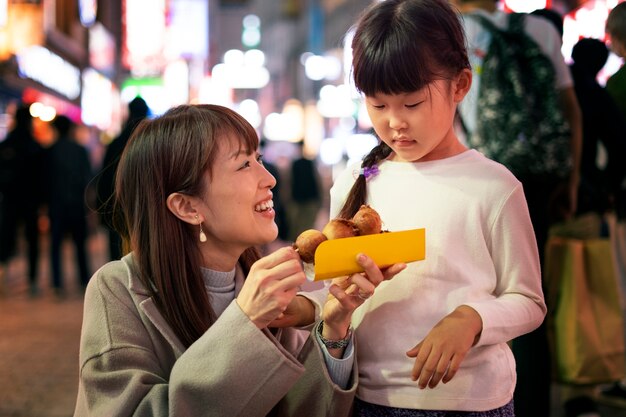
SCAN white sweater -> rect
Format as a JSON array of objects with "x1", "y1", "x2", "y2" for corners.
[{"x1": 325, "y1": 150, "x2": 546, "y2": 411}]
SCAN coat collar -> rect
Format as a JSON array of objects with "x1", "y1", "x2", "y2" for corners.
[{"x1": 121, "y1": 253, "x2": 186, "y2": 356}]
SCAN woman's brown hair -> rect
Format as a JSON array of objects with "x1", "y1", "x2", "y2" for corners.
[
  {"x1": 339, "y1": 0, "x2": 470, "y2": 219},
  {"x1": 114, "y1": 104, "x2": 261, "y2": 348}
]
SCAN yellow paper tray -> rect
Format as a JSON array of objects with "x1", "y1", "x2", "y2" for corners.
[{"x1": 311, "y1": 228, "x2": 425, "y2": 281}]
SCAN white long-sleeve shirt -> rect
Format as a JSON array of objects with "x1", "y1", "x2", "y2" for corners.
[{"x1": 320, "y1": 149, "x2": 545, "y2": 411}]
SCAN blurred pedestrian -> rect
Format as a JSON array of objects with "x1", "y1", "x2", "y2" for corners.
[
  {"x1": 606, "y1": 2, "x2": 626, "y2": 122},
  {"x1": 46, "y1": 115, "x2": 92, "y2": 297},
  {"x1": 570, "y1": 38, "x2": 626, "y2": 220},
  {"x1": 96, "y1": 96, "x2": 149, "y2": 261},
  {"x1": 287, "y1": 140, "x2": 321, "y2": 242},
  {"x1": 552, "y1": 37, "x2": 626, "y2": 416},
  {"x1": 599, "y1": 2, "x2": 626, "y2": 406},
  {"x1": 0, "y1": 104, "x2": 45, "y2": 296},
  {"x1": 260, "y1": 139, "x2": 288, "y2": 243},
  {"x1": 530, "y1": 8, "x2": 564, "y2": 37},
  {"x1": 606, "y1": 2, "x2": 626, "y2": 224}
]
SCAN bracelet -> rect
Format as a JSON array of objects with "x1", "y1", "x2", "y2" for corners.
[{"x1": 316, "y1": 320, "x2": 352, "y2": 349}]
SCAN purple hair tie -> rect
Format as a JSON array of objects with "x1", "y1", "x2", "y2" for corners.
[{"x1": 353, "y1": 165, "x2": 379, "y2": 181}]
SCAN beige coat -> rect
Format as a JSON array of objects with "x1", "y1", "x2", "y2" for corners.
[{"x1": 73, "y1": 255, "x2": 356, "y2": 417}]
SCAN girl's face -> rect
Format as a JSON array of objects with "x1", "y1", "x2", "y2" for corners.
[
  {"x1": 198, "y1": 134, "x2": 277, "y2": 269},
  {"x1": 364, "y1": 72, "x2": 471, "y2": 162}
]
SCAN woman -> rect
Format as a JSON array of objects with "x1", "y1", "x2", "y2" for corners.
[{"x1": 74, "y1": 104, "x2": 404, "y2": 417}]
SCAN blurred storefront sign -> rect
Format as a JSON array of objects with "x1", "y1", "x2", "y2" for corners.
[
  {"x1": 0, "y1": 2, "x2": 43, "y2": 60},
  {"x1": 78, "y1": 0, "x2": 97, "y2": 27},
  {"x1": 89, "y1": 23, "x2": 115, "y2": 79},
  {"x1": 123, "y1": 0, "x2": 167, "y2": 76},
  {"x1": 81, "y1": 68, "x2": 118, "y2": 132},
  {"x1": 16, "y1": 45, "x2": 80, "y2": 101}
]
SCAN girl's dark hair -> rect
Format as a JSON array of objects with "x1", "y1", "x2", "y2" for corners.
[
  {"x1": 114, "y1": 104, "x2": 261, "y2": 348},
  {"x1": 339, "y1": 0, "x2": 470, "y2": 219}
]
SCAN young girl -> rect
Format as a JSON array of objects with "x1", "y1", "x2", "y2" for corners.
[
  {"x1": 299, "y1": 1, "x2": 546, "y2": 415},
  {"x1": 73, "y1": 104, "x2": 403, "y2": 417}
]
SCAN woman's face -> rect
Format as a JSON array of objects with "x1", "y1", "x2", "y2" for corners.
[{"x1": 198, "y1": 133, "x2": 277, "y2": 269}]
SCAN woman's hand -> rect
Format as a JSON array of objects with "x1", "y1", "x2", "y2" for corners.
[
  {"x1": 321, "y1": 253, "x2": 406, "y2": 341},
  {"x1": 406, "y1": 305, "x2": 483, "y2": 389},
  {"x1": 236, "y1": 247, "x2": 307, "y2": 329}
]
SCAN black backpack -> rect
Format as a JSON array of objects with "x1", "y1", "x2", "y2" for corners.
[{"x1": 466, "y1": 13, "x2": 572, "y2": 180}]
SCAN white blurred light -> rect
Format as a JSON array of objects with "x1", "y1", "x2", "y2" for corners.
[
  {"x1": 163, "y1": 59, "x2": 189, "y2": 106},
  {"x1": 317, "y1": 84, "x2": 356, "y2": 118},
  {"x1": 243, "y1": 14, "x2": 260, "y2": 28},
  {"x1": 319, "y1": 138, "x2": 344, "y2": 165},
  {"x1": 504, "y1": 0, "x2": 545, "y2": 13},
  {"x1": 345, "y1": 133, "x2": 378, "y2": 162},
  {"x1": 242, "y1": 14, "x2": 261, "y2": 48},
  {"x1": 238, "y1": 99, "x2": 261, "y2": 128},
  {"x1": 339, "y1": 116, "x2": 356, "y2": 131},
  {"x1": 323, "y1": 55, "x2": 342, "y2": 81},
  {"x1": 17, "y1": 46, "x2": 81, "y2": 100},
  {"x1": 242, "y1": 28, "x2": 261, "y2": 47},
  {"x1": 304, "y1": 55, "x2": 327, "y2": 81},
  {"x1": 29, "y1": 102, "x2": 44, "y2": 118},
  {"x1": 197, "y1": 75, "x2": 233, "y2": 106},
  {"x1": 39, "y1": 106, "x2": 57, "y2": 122},
  {"x1": 212, "y1": 63, "x2": 269, "y2": 89},
  {"x1": 212, "y1": 49, "x2": 269, "y2": 89},
  {"x1": 244, "y1": 49, "x2": 265, "y2": 67},
  {"x1": 263, "y1": 112, "x2": 302, "y2": 142},
  {"x1": 357, "y1": 99, "x2": 373, "y2": 130},
  {"x1": 224, "y1": 49, "x2": 245, "y2": 66},
  {"x1": 304, "y1": 54, "x2": 343, "y2": 81},
  {"x1": 300, "y1": 52, "x2": 314, "y2": 66},
  {"x1": 81, "y1": 68, "x2": 113, "y2": 129}
]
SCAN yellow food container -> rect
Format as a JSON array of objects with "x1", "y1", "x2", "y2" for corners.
[{"x1": 311, "y1": 228, "x2": 426, "y2": 281}]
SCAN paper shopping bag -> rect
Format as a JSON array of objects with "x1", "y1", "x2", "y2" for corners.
[{"x1": 545, "y1": 237, "x2": 625, "y2": 385}]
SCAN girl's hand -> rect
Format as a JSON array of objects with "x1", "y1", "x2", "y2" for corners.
[
  {"x1": 321, "y1": 253, "x2": 406, "y2": 340},
  {"x1": 236, "y1": 247, "x2": 307, "y2": 329},
  {"x1": 406, "y1": 305, "x2": 482, "y2": 389}
]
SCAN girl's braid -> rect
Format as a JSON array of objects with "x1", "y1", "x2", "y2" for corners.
[{"x1": 338, "y1": 142, "x2": 392, "y2": 219}]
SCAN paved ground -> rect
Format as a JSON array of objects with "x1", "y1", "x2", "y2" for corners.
[
  {"x1": 0, "y1": 228, "x2": 107, "y2": 417},
  {"x1": 0, "y1": 228, "x2": 625, "y2": 417}
]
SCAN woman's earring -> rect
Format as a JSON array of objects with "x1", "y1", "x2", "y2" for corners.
[{"x1": 196, "y1": 215, "x2": 207, "y2": 243}]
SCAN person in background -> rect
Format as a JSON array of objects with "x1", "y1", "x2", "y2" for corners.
[
  {"x1": 606, "y1": 2, "x2": 626, "y2": 122},
  {"x1": 569, "y1": 38, "x2": 626, "y2": 223},
  {"x1": 530, "y1": 7, "x2": 564, "y2": 37},
  {"x1": 548, "y1": 37, "x2": 626, "y2": 417},
  {"x1": 287, "y1": 140, "x2": 322, "y2": 242},
  {"x1": 46, "y1": 115, "x2": 93, "y2": 297},
  {"x1": 600, "y1": 2, "x2": 626, "y2": 407},
  {"x1": 0, "y1": 104, "x2": 45, "y2": 297},
  {"x1": 449, "y1": 2, "x2": 583, "y2": 416},
  {"x1": 260, "y1": 139, "x2": 289, "y2": 244},
  {"x1": 96, "y1": 96, "x2": 149, "y2": 261},
  {"x1": 73, "y1": 104, "x2": 405, "y2": 416}
]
